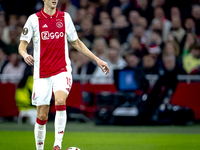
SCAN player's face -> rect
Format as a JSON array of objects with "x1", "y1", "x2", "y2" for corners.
[{"x1": 43, "y1": 0, "x2": 58, "y2": 9}]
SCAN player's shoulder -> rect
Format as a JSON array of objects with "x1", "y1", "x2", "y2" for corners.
[
  {"x1": 63, "y1": 12, "x2": 71, "y2": 18},
  {"x1": 27, "y1": 13, "x2": 38, "y2": 21}
]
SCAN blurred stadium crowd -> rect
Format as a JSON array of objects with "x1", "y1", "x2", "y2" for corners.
[
  {"x1": 1, "y1": 0, "x2": 200, "y2": 83},
  {"x1": 0, "y1": 0, "x2": 200, "y2": 123}
]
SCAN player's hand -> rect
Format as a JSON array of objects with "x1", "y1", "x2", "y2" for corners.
[
  {"x1": 23, "y1": 53, "x2": 34, "y2": 66},
  {"x1": 96, "y1": 58, "x2": 110, "y2": 75}
]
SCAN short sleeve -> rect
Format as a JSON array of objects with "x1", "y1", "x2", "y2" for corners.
[
  {"x1": 20, "y1": 15, "x2": 34, "y2": 43},
  {"x1": 65, "y1": 13, "x2": 78, "y2": 42}
]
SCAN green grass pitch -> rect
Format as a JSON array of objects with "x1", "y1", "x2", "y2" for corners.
[{"x1": 0, "y1": 122, "x2": 200, "y2": 150}]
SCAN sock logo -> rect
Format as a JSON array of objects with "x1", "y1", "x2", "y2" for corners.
[
  {"x1": 58, "y1": 131, "x2": 64, "y2": 134},
  {"x1": 37, "y1": 142, "x2": 43, "y2": 145}
]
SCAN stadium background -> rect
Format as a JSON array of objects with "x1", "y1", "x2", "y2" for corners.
[{"x1": 0, "y1": 0, "x2": 200, "y2": 149}]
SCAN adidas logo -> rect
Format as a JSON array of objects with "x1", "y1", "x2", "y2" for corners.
[
  {"x1": 42, "y1": 24, "x2": 48, "y2": 28},
  {"x1": 58, "y1": 131, "x2": 64, "y2": 134},
  {"x1": 37, "y1": 142, "x2": 43, "y2": 145}
]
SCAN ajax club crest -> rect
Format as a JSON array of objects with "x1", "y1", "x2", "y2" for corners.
[{"x1": 56, "y1": 22, "x2": 63, "y2": 28}]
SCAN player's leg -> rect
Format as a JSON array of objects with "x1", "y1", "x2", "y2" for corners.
[
  {"x1": 32, "y1": 78, "x2": 53, "y2": 150},
  {"x1": 52, "y1": 71, "x2": 72, "y2": 149},
  {"x1": 53, "y1": 90, "x2": 68, "y2": 149},
  {"x1": 35, "y1": 105, "x2": 50, "y2": 150}
]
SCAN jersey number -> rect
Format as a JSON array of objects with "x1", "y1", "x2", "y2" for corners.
[{"x1": 66, "y1": 77, "x2": 72, "y2": 88}]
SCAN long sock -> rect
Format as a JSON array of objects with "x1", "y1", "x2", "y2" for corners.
[
  {"x1": 54, "y1": 105, "x2": 67, "y2": 149},
  {"x1": 34, "y1": 118, "x2": 47, "y2": 150}
]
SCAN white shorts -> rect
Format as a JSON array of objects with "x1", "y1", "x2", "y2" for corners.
[{"x1": 32, "y1": 71, "x2": 72, "y2": 106}]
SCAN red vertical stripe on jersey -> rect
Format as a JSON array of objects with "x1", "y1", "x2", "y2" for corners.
[{"x1": 36, "y1": 10, "x2": 67, "y2": 78}]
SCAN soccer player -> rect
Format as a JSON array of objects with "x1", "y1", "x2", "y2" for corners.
[{"x1": 18, "y1": 0, "x2": 110, "y2": 150}]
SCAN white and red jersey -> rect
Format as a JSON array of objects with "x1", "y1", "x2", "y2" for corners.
[{"x1": 20, "y1": 8, "x2": 78, "y2": 79}]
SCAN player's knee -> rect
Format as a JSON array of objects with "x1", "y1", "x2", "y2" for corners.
[
  {"x1": 55, "y1": 98, "x2": 65, "y2": 105},
  {"x1": 38, "y1": 114, "x2": 48, "y2": 121}
]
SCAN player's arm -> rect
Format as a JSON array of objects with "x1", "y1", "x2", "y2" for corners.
[
  {"x1": 18, "y1": 40, "x2": 34, "y2": 66},
  {"x1": 70, "y1": 38, "x2": 110, "y2": 74}
]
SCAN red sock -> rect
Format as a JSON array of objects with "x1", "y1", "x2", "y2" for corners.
[{"x1": 55, "y1": 105, "x2": 66, "y2": 111}]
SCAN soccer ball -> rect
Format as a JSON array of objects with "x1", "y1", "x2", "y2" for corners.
[{"x1": 66, "y1": 147, "x2": 81, "y2": 150}]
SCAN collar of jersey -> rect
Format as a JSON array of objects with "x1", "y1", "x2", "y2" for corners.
[{"x1": 41, "y1": 8, "x2": 58, "y2": 18}]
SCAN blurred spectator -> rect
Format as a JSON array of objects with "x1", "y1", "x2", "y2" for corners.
[
  {"x1": 142, "y1": 54, "x2": 159, "y2": 74},
  {"x1": 17, "y1": 15, "x2": 28, "y2": 28},
  {"x1": 127, "y1": 25, "x2": 147, "y2": 46},
  {"x1": 119, "y1": 0, "x2": 132, "y2": 16},
  {"x1": 170, "y1": 7, "x2": 181, "y2": 20},
  {"x1": 5, "y1": 26, "x2": 19, "y2": 55},
  {"x1": 148, "y1": 43, "x2": 161, "y2": 56},
  {"x1": 162, "y1": 40, "x2": 180, "y2": 56},
  {"x1": 2, "y1": 14, "x2": 18, "y2": 45},
  {"x1": 77, "y1": 52, "x2": 97, "y2": 76},
  {"x1": 146, "y1": 54, "x2": 186, "y2": 113},
  {"x1": 80, "y1": 18, "x2": 94, "y2": 42},
  {"x1": 76, "y1": 25, "x2": 92, "y2": 49},
  {"x1": 79, "y1": 0, "x2": 89, "y2": 9},
  {"x1": 138, "y1": 17, "x2": 148, "y2": 29},
  {"x1": 147, "y1": 18, "x2": 163, "y2": 40},
  {"x1": 128, "y1": 10, "x2": 140, "y2": 32},
  {"x1": 160, "y1": 40, "x2": 184, "y2": 75},
  {"x1": 17, "y1": 15, "x2": 28, "y2": 38},
  {"x1": 152, "y1": 0, "x2": 166, "y2": 8},
  {"x1": 96, "y1": 0, "x2": 117, "y2": 17},
  {"x1": 109, "y1": 38, "x2": 120, "y2": 50},
  {"x1": 146, "y1": 31, "x2": 163, "y2": 49},
  {"x1": 114, "y1": 15, "x2": 129, "y2": 44},
  {"x1": 87, "y1": 4, "x2": 98, "y2": 21},
  {"x1": 154, "y1": 7, "x2": 171, "y2": 41},
  {"x1": 183, "y1": 43, "x2": 200, "y2": 74},
  {"x1": 130, "y1": 36, "x2": 141, "y2": 50},
  {"x1": 184, "y1": 17, "x2": 196, "y2": 33},
  {"x1": 99, "y1": 11, "x2": 110, "y2": 23},
  {"x1": 111, "y1": 6, "x2": 122, "y2": 22},
  {"x1": 192, "y1": 5, "x2": 200, "y2": 35},
  {"x1": 93, "y1": 25, "x2": 103, "y2": 38},
  {"x1": 92, "y1": 37, "x2": 108, "y2": 61},
  {"x1": 124, "y1": 50, "x2": 141, "y2": 69},
  {"x1": 136, "y1": 0, "x2": 153, "y2": 25},
  {"x1": 0, "y1": 14, "x2": 6, "y2": 28},
  {"x1": 57, "y1": 0, "x2": 77, "y2": 20},
  {"x1": 130, "y1": 36, "x2": 148, "y2": 57},
  {"x1": 0, "y1": 47, "x2": 8, "y2": 74},
  {"x1": 90, "y1": 39, "x2": 126, "y2": 84},
  {"x1": 69, "y1": 48, "x2": 79, "y2": 75},
  {"x1": 161, "y1": 54, "x2": 186, "y2": 75},
  {"x1": 182, "y1": 33, "x2": 198, "y2": 57},
  {"x1": 2, "y1": 53, "x2": 26, "y2": 83},
  {"x1": 170, "y1": 16, "x2": 186, "y2": 44},
  {"x1": 107, "y1": 45, "x2": 126, "y2": 69},
  {"x1": 101, "y1": 18, "x2": 117, "y2": 42},
  {"x1": 74, "y1": 8, "x2": 88, "y2": 25},
  {"x1": 147, "y1": 43, "x2": 162, "y2": 64},
  {"x1": 192, "y1": 5, "x2": 200, "y2": 22},
  {"x1": 0, "y1": 27, "x2": 6, "y2": 49}
]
